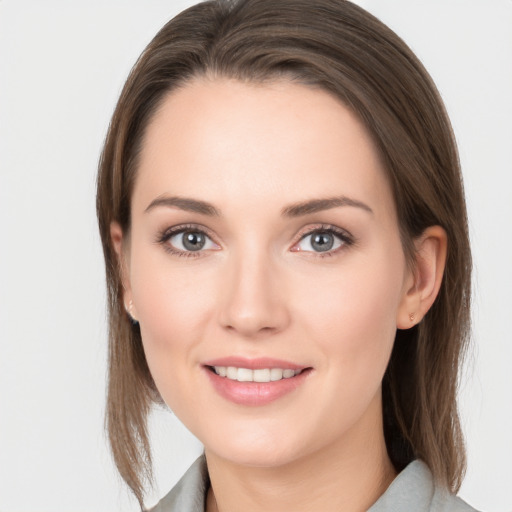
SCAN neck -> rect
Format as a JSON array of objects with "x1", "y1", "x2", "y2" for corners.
[{"x1": 205, "y1": 397, "x2": 396, "y2": 512}]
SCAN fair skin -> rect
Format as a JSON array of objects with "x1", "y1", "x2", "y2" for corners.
[{"x1": 111, "y1": 78, "x2": 446, "y2": 512}]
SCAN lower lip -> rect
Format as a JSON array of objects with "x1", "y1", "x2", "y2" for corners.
[{"x1": 204, "y1": 367, "x2": 311, "y2": 406}]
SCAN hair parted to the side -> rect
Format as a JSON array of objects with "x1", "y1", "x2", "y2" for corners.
[{"x1": 96, "y1": 0, "x2": 471, "y2": 508}]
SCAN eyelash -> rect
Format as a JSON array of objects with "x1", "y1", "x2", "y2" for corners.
[{"x1": 155, "y1": 223, "x2": 355, "y2": 259}]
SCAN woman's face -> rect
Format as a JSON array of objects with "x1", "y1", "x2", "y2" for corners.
[{"x1": 119, "y1": 78, "x2": 414, "y2": 467}]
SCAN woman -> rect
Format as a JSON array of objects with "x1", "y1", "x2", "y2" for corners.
[{"x1": 96, "y1": 0, "x2": 477, "y2": 510}]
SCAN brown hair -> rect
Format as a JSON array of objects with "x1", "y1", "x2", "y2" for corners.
[{"x1": 96, "y1": 0, "x2": 471, "y2": 508}]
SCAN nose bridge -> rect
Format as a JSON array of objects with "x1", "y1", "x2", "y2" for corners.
[{"x1": 218, "y1": 241, "x2": 289, "y2": 337}]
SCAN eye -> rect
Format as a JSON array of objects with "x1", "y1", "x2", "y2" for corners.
[
  {"x1": 291, "y1": 226, "x2": 353, "y2": 255},
  {"x1": 157, "y1": 225, "x2": 220, "y2": 257},
  {"x1": 170, "y1": 230, "x2": 213, "y2": 252}
]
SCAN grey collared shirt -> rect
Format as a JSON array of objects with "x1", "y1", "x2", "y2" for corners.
[{"x1": 151, "y1": 455, "x2": 480, "y2": 512}]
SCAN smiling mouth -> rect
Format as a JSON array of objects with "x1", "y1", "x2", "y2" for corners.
[{"x1": 208, "y1": 366, "x2": 308, "y2": 383}]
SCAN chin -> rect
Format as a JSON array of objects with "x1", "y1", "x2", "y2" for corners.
[
  {"x1": 212, "y1": 447, "x2": 299, "y2": 469},
  {"x1": 203, "y1": 427, "x2": 311, "y2": 469}
]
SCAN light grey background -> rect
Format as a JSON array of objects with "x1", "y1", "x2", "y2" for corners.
[{"x1": 1, "y1": 1, "x2": 511, "y2": 511}]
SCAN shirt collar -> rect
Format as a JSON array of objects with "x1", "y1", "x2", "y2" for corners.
[{"x1": 152, "y1": 456, "x2": 460, "y2": 512}]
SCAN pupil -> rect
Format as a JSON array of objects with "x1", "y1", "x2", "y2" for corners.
[
  {"x1": 311, "y1": 232, "x2": 333, "y2": 252},
  {"x1": 183, "y1": 232, "x2": 205, "y2": 251}
]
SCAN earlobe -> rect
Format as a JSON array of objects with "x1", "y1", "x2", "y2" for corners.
[
  {"x1": 396, "y1": 226, "x2": 447, "y2": 329},
  {"x1": 125, "y1": 299, "x2": 139, "y2": 324}
]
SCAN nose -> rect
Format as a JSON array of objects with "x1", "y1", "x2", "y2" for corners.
[{"x1": 217, "y1": 249, "x2": 291, "y2": 338}]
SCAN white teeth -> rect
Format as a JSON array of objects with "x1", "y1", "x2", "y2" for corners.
[
  {"x1": 226, "y1": 366, "x2": 238, "y2": 379},
  {"x1": 270, "y1": 368, "x2": 283, "y2": 381},
  {"x1": 237, "y1": 368, "x2": 253, "y2": 382},
  {"x1": 253, "y1": 368, "x2": 271, "y2": 382},
  {"x1": 217, "y1": 366, "x2": 227, "y2": 377},
  {"x1": 213, "y1": 366, "x2": 302, "y2": 383}
]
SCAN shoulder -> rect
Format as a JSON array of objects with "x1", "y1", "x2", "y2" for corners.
[
  {"x1": 149, "y1": 455, "x2": 208, "y2": 512},
  {"x1": 369, "y1": 460, "x2": 481, "y2": 512},
  {"x1": 432, "y1": 490, "x2": 480, "y2": 512}
]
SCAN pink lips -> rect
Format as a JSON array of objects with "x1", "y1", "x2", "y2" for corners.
[{"x1": 202, "y1": 357, "x2": 311, "y2": 406}]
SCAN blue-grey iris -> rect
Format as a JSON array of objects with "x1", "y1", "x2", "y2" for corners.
[
  {"x1": 311, "y1": 232, "x2": 334, "y2": 252},
  {"x1": 183, "y1": 232, "x2": 206, "y2": 251}
]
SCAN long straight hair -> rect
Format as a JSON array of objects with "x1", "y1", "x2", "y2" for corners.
[{"x1": 96, "y1": 0, "x2": 472, "y2": 508}]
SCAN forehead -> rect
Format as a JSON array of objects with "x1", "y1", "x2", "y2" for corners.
[{"x1": 133, "y1": 78, "x2": 395, "y2": 221}]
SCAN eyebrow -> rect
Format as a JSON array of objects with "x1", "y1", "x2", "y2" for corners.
[
  {"x1": 145, "y1": 195, "x2": 221, "y2": 216},
  {"x1": 281, "y1": 196, "x2": 373, "y2": 217},
  {"x1": 144, "y1": 194, "x2": 373, "y2": 217}
]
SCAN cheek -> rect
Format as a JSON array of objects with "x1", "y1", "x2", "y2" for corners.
[
  {"x1": 130, "y1": 237, "x2": 218, "y2": 328},
  {"x1": 128, "y1": 249, "x2": 218, "y2": 395},
  {"x1": 296, "y1": 248, "x2": 405, "y2": 372},
  {"x1": 135, "y1": 272, "x2": 212, "y2": 340},
  {"x1": 287, "y1": 253, "x2": 404, "y2": 440}
]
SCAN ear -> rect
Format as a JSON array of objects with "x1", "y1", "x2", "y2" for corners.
[
  {"x1": 396, "y1": 226, "x2": 447, "y2": 329},
  {"x1": 110, "y1": 221, "x2": 138, "y2": 322}
]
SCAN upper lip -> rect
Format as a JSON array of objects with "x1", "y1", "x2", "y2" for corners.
[{"x1": 203, "y1": 356, "x2": 308, "y2": 371}]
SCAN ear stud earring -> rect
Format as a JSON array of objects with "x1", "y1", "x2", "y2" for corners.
[{"x1": 409, "y1": 313, "x2": 415, "y2": 323}]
